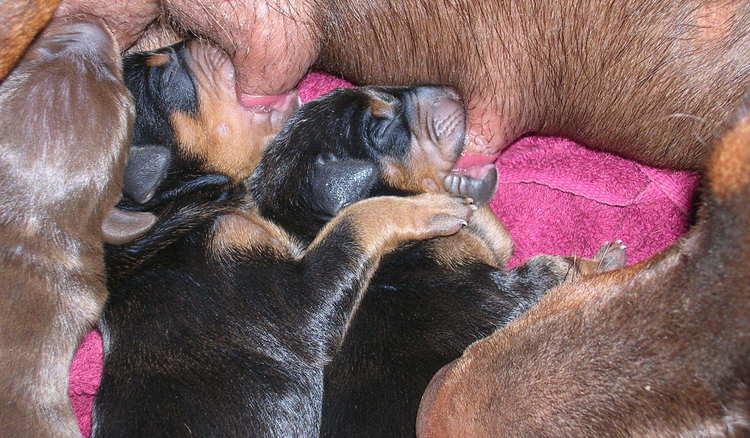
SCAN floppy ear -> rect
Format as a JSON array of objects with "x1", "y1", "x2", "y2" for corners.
[
  {"x1": 309, "y1": 152, "x2": 379, "y2": 217},
  {"x1": 101, "y1": 207, "x2": 157, "y2": 245},
  {"x1": 123, "y1": 144, "x2": 172, "y2": 204}
]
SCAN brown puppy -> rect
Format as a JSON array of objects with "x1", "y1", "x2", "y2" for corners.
[
  {"x1": 416, "y1": 101, "x2": 750, "y2": 436},
  {"x1": 0, "y1": 18, "x2": 146, "y2": 438}
]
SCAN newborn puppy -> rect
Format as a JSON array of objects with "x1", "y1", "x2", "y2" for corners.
[
  {"x1": 251, "y1": 86, "x2": 626, "y2": 438},
  {"x1": 93, "y1": 41, "x2": 472, "y2": 438},
  {"x1": 416, "y1": 101, "x2": 750, "y2": 436},
  {"x1": 0, "y1": 18, "x2": 143, "y2": 438}
]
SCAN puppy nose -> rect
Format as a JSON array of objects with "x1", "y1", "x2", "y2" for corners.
[{"x1": 414, "y1": 86, "x2": 464, "y2": 136}]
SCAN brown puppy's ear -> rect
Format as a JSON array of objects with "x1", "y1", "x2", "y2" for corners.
[
  {"x1": 310, "y1": 152, "x2": 379, "y2": 217},
  {"x1": 101, "y1": 207, "x2": 158, "y2": 245},
  {"x1": 123, "y1": 144, "x2": 172, "y2": 204}
]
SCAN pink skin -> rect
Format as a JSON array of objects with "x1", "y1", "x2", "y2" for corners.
[{"x1": 56, "y1": 0, "x2": 305, "y2": 126}]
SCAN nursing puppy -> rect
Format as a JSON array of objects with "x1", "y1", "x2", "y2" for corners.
[
  {"x1": 93, "y1": 41, "x2": 473, "y2": 437},
  {"x1": 250, "y1": 86, "x2": 626, "y2": 438},
  {"x1": 0, "y1": 18, "x2": 144, "y2": 438},
  {"x1": 416, "y1": 102, "x2": 750, "y2": 436}
]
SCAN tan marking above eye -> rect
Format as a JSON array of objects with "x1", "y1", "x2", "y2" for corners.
[
  {"x1": 367, "y1": 90, "x2": 398, "y2": 119},
  {"x1": 370, "y1": 97, "x2": 394, "y2": 119},
  {"x1": 145, "y1": 53, "x2": 170, "y2": 67}
]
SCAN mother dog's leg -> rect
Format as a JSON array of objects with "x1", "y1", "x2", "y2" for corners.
[{"x1": 0, "y1": 18, "x2": 139, "y2": 437}]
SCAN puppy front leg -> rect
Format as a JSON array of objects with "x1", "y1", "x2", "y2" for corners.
[
  {"x1": 300, "y1": 193, "x2": 475, "y2": 361},
  {"x1": 493, "y1": 241, "x2": 628, "y2": 322}
]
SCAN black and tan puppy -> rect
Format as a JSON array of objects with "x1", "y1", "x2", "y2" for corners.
[
  {"x1": 0, "y1": 18, "x2": 148, "y2": 438},
  {"x1": 250, "y1": 86, "x2": 626, "y2": 438},
  {"x1": 92, "y1": 41, "x2": 473, "y2": 437},
  {"x1": 416, "y1": 101, "x2": 750, "y2": 436}
]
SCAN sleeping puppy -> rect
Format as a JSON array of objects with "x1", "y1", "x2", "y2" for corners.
[
  {"x1": 0, "y1": 18, "x2": 150, "y2": 438},
  {"x1": 415, "y1": 100, "x2": 750, "y2": 436},
  {"x1": 92, "y1": 41, "x2": 473, "y2": 437},
  {"x1": 250, "y1": 86, "x2": 627, "y2": 438}
]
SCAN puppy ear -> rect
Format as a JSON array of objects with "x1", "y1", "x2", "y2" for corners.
[
  {"x1": 123, "y1": 144, "x2": 172, "y2": 204},
  {"x1": 101, "y1": 207, "x2": 157, "y2": 245},
  {"x1": 310, "y1": 153, "x2": 378, "y2": 217}
]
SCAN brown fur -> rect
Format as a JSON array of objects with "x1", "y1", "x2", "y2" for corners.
[
  {"x1": 416, "y1": 105, "x2": 750, "y2": 437},
  {"x1": 313, "y1": 0, "x2": 750, "y2": 169},
  {"x1": 211, "y1": 210, "x2": 302, "y2": 259},
  {"x1": 0, "y1": 0, "x2": 61, "y2": 80},
  {"x1": 52, "y1": 0, "x2": 750, "y2": 168},
  {"x1": 0, "y1": 18, "x2": 132, "y2": 438},
  {"x1": 426, "y1": 207, "x2": 512, "y2": 269},
  {"x1": 171, "y1": 40, "x2": 295, "y2": 181}
]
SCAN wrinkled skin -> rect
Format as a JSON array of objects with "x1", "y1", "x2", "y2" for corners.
[{"x1": 55, "y1": 0, "x2": 750, "y2": 170}]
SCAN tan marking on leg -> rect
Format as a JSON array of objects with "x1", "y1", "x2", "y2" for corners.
[
  {"x1": 427, "y1": 207, "x2": 512, "y2": 268},
  {"x1": 210, "y1": 210, "x2": 302, "y2": 260},
  {"x1": 307, "y1": 193, "x2": 474, "y2": 259},
  {"x1": 708, "y1": 114, "x2": 750, "y2": 200}
]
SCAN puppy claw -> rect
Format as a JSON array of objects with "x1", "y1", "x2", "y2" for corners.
[
  {"x1": 409, "y1": 193, "x2": 475, "y2": 239},
  {"x1": 594, "y1": 241, "x2": 628, "y2": 272}
]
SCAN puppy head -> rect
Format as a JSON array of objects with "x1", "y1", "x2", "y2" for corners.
[
  {"x1": 119, "y1": 40, "x2": 296, "y2": 212},
  {"x1": 253, "y1": 85, "x2": 494, "y2": 239}
]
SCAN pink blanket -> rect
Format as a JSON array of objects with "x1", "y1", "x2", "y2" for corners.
[{"x1": 68, "y1": 72, "x2": 700, "y2": 436}]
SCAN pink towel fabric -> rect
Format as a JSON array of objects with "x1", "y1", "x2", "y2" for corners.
[{"x1": 68, "y1": 72, "x2": 700, "y2": 437}]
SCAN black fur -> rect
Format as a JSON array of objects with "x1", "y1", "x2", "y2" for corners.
[
  {"x1": 94, "y1": 44, "x2": 444, "y2": 437},
  {"x1": 250, "y1": 86, "x2": 617, "y2": 438}
]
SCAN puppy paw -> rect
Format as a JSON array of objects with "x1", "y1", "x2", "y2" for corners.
[
  {"x1": 443, "y1": 165, "x2": 497, "y2": 205},
  {"x1": 407, "y1": 193, "x2": 476, "y2": 239},
  {"x1": 593, "y1": 240, "x2": 627, "y2": 272}
]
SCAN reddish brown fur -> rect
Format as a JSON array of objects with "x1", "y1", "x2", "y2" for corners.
[
  {"x1": 314, "y1": 0, "x2": 750, "y2": 169},
  {"x1": 0, "y1": 18, "x2": 132, "y2": 437},
  {"x1": 53, "y1": 0, "x2": 750, "y2": 168},
  {"x1": 0, "y1": 0, "x2": 61, "y2": 80},
  {"x1": 416, "y1": 108, "x2": 750, "y2": 437}
]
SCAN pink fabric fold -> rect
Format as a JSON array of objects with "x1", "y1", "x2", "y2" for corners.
[{"x1": 68, "y1": 72, "x2": 700, "y2": 437}]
